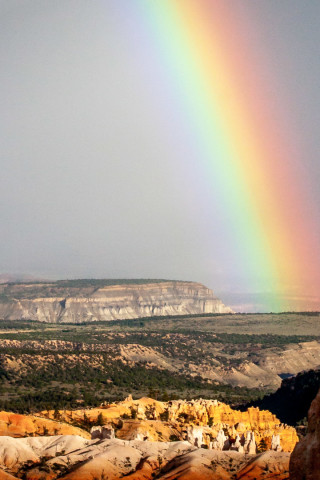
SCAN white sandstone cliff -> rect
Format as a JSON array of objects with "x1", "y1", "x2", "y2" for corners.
[{"x1": 0, "y1": 281, "x2": 233, "y2": 323}]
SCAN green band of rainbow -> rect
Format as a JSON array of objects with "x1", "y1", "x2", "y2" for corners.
[{"x1": 139, "y1": 0, "x2": 319, "y2": 311}]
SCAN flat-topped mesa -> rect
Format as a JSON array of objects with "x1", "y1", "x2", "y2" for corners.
[{"x1": 0, "y1": 280, "x2": 233, "y2": 323}]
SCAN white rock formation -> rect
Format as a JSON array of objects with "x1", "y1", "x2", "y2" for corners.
[
  {"x1": 186, "y1": 426, "x2": 204, "y2": 447},
  {"x1": 212, "y1": 429, "x2": 229, "y2": 450},
  {"x1": 90, "y1": 426, "x2": 115, "y2": 440},
  {"x1": 244, "y1": 432, "x2": 256, "y2": 454},
  {"x1": 0, "y1": 435, "x2": 291, "y2": 480},
  {"x1": 271, "y1": 434, "x2": 282, "y2": 452}
]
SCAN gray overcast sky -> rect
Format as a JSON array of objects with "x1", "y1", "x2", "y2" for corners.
[{"x1": 1, "y1": 1, "x2": 320, "y2": 311}]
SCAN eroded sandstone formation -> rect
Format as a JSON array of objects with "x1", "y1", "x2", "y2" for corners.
[
  {"x1": 42, "y1": 396, "x2": 298, "y2": 453},
  {"x1": 0, "y1": 436, "x2": 291, "y2": 480},
  {"x1": 290, "y1": 388, "x2": 320, "y2": 480},
  {"x1": 0, "y1": 412, "x2": 90, "y2": 439},
  {"x1": 0, "y1": 281, "x2": 233, "y2": 322},
  {"x1": 0, "y1": 395, "x2": 297, "y2": 479}
]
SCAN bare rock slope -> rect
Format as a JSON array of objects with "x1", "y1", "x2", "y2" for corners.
[
  {"x1": 0, "y1": 280, "x2": 232, "y2": 323},
  {"x1": 0, "y1": 412, "x2": 90, "y2": 439},
  {"x1": 0, "y1": 436, "x2": 291, "y2": 480},
  {"x1": 290, "y1": 388, "x2": 320, "y2": 479}
]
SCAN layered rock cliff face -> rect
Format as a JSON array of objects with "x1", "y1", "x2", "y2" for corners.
[{"x1": 0, "y1": 281, "x2": 232, "y2": 323}]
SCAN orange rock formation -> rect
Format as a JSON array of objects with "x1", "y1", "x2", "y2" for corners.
[
  {"x1": 0, "y1": 412, "x2": 89, "y2": 439},
  {"x1": 41, "y1": 396, "x2": 298, "y2": 453}
]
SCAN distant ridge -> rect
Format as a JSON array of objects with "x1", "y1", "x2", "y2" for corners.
[
  {"x1": 0, "y1": 273, "x2": 45, "y2": 284},
  {"x1": 1, "y1": 277, "x2": 192, "y2": 287},
  {"x1": 32, "y1": 278, "x2": 188, "y2": 287}
]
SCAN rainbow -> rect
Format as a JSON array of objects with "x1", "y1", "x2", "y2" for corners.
[{"x1": 139, "y1": 0, "x2": 320, "y2": 311}]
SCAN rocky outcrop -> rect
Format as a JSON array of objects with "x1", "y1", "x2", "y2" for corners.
[
  {"x1": 0, "y1": 411, "x2": 90, "y2": 438},
  {"x1": 290, "y1": 388, "x2": 320, "y2": 479},
  {"x1": 43, "y1": 396, "x2": 298, "y2": 453},
  {"x1": 0, "y1": 281, "x2": 232, "y2": 323},
  {"x1": 0, "y1": 435, "x2": 291, "y2": 480},
  {"x1": 0, "y1": 396, "x2": 296, "y2": 479},
  {"x1": 161, "y1": 398, "x2": 297, "y2": 452},
  {"x1": 90, "y1": 425, "x2": 115, "y2": 440}
]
